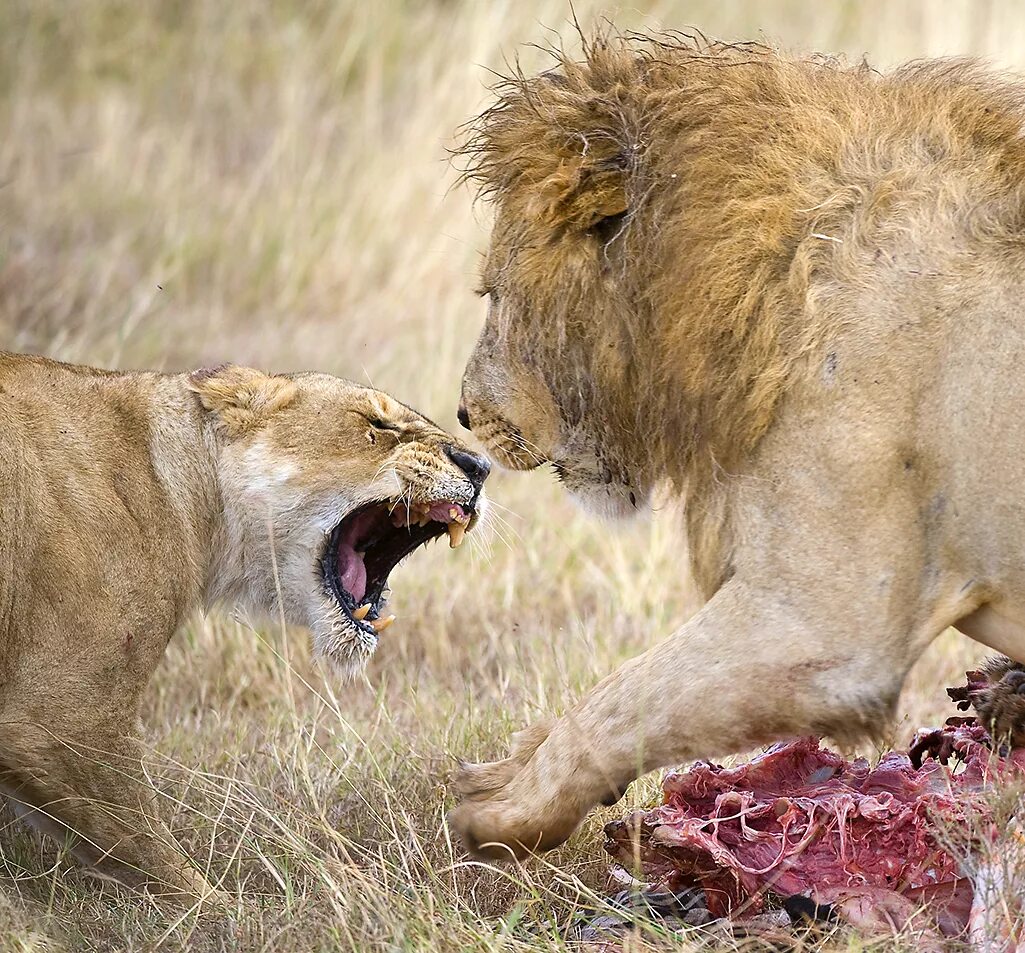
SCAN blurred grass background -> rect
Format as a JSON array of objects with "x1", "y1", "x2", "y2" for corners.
[{"x1": 0, "y1": 1, "x2": 1016, "y2": 950}]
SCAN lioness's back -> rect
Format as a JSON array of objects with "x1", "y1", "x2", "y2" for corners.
[{"x1": 0, "y1": 354, "x2": 205, "y2": 693}]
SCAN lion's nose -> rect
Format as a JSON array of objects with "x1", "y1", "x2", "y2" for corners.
[
  {"x1": 457, "y1": 402, "x2": 471, "y2": 431},
  {"x1": 445, "y1": 445, "x2": 491, "y2": 490}
]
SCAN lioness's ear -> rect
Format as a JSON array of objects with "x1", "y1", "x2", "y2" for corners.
[{"x1": 188, "y1": 364, "x2": 297, "y2": 434}]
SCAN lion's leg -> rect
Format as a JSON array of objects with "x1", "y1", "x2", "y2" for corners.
[
  {"x1": 449, "y1": 578, "x2": 919, "y2": 859},
  {"x1": 0, "y1": 721, "x2": 221, "y2": 906},
  {"x1": 955, "y1": 604, "x2": 1025, "y2": 666}
]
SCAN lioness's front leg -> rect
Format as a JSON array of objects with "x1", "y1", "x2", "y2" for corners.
[
  {"x1": 1, "y1": 720, "x2": 223, "y2": 906},
  {"x1": 450, "y1": 579, "x2": 920, "y2": 859}
]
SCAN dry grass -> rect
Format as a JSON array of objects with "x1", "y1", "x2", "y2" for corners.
[{"x1": 0, "y1": 1, "x2": 1021, "y2": 949}]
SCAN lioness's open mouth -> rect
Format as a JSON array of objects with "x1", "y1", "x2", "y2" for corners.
[{"x1": 321, "y1": 498, "x2": 473, "y2": 638}]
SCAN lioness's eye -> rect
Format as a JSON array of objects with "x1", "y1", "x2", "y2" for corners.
[{"x1": 366, "y1": 415, "x2": 400, "y2": 432}]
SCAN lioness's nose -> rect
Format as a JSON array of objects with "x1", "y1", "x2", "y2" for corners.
[
  {"x1": 445, "y1": 445, "x2": 491, "y2": 490},
  {"x1": 457, "y1": 401, "x2": 471, "y2": 431}
]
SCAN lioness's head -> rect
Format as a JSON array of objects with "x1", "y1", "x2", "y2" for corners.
[{"x1": 190, "y1": 365, "x2": 489, "y2": 674}]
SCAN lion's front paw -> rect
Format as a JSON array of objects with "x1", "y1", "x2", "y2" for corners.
[
  {"x1": 448, "y1": 783, "x2": 581, "y2": 861},
  {"x1": 451, "y1": 755, "x2": 524, "y2": 801},
  {"x1": 448, "y1": 794, "x2": 537, "y2": 861},
  {"x1": 448, "y1": 719, "x2": 583, "y2": 860},
  {"x1": 970, "y1": 660, "x2": 1025, "y2": 749}
]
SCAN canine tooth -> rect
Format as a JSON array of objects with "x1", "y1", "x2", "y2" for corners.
[
  {"x1": 353, "y1": 603, "x2": 371, "y2": 621},
  {"x1": 371, "y1": 614, "x2": 395, "y2": 633},
  {"x1": 447, "y1": 521, "x2": 466, "y2": 548}
]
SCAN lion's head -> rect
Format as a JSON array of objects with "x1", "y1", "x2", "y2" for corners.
[
  {"x1": 456, "y1": 59, "x2": 649, "y2": 521},
  {"x1": 190, "y1": 365, "x2": 489, "y2": 674},
  {"x1": 455, "y1": 31, "x2": 891, "y2": 583}
]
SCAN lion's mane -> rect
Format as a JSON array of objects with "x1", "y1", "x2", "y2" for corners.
[{"x1": 459, "y1": 30, "x2": 1025, "y2": 592}]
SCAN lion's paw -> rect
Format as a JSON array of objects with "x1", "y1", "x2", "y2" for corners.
[
  {"x1": 448, "y1": 794, "x2": 581, "y2": 861},
  {"x1": 447, "y1": 798, "x2": 537, "y2": 861},
  {"x1": 969, "y1": 657, "x2": 1025, "y2": 749},
  {"x1": 448, "y1": 718, "x2": 584, "y2": 860},
  {"x1": 452, "y1": 719, "x2": 554, "y2": 801},
  {"x1": 451, "y1": 758, "x2": 520, "y2": 800}
]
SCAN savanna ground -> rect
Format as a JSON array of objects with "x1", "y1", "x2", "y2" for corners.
[{"x1": 0, "y1": 1, "x2": 1021, "y2": 950}]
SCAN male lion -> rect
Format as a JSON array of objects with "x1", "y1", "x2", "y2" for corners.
[
  {"x1": 0, "y1": 352, "x2": 489, "y2": 900},
  {"x1": 450, "y1": 32, "x2": 1025, "y2": 859}
]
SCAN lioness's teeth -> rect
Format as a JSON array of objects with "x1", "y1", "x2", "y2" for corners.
[
  {"x1": 447, "y1": 521, "x2": 466, "y2": 548},
  {"x1": 371, "y1": 614, "x2": 395, "y2": 633},
  {"x1": 353, "y1": 603, "x2": 371, "y2": 621}
]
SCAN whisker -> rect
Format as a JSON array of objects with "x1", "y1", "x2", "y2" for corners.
[{"x1": 482, "y1": 508, "x2": 522, "y2": 544}]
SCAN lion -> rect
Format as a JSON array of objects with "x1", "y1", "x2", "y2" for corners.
[
  {"x1": 0, "y1": 352, "x2": 489, "y2": 901},
  {"x1": 449, "y1": 31, "x2": 1025, "y2": 859}
]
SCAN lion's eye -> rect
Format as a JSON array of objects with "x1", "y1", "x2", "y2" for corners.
[{"x1": 591, "y1": 211, "x2": 628, "y2": 245}]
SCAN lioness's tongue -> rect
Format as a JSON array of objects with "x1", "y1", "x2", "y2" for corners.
[{"x1": 337, "y1": 542, "x2": 367, "y2": 604}]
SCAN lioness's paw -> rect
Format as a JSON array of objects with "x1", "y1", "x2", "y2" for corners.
[{"x1": 448, "y1": 758, "x2": 545, "y2": 859}]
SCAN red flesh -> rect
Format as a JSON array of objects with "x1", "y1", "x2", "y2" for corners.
[{"x1": 606, "y1": 716, "x2": 1025, "y2": 942}]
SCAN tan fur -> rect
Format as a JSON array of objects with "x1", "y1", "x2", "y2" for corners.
[
  {"x1": 451, "y1": 31, "x2": 1025, "y2": 859},
  {"x1": 0, "y1": 353, "x2": 484, "y2": 901}
]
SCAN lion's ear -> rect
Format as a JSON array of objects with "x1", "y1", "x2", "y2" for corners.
[
  {"x1": 188, "y1": 364, "x2": 297, "y2": 435},
  {"x1": 536, "y1": 156, "x2": 629, "y2": 231},
  {"x1": 577, "y1": 174, "x2": 629, "y2": 229}
]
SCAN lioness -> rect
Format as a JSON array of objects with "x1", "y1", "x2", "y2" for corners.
[
  {"x1": 0, "y1": 353, "x2": 488, "y2": 900},
  {"x1": 450, "y1": 32, "x2": 1025, "y2": 858}
]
